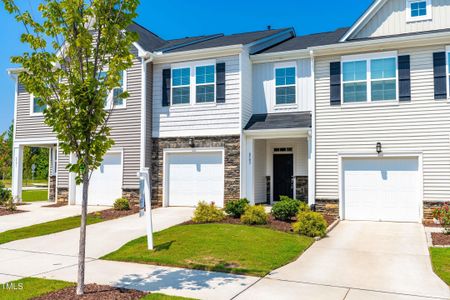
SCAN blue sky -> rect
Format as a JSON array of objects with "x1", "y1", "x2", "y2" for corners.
[{"x1": 0, "y1": 0, "x2": 373, "y2": 133}]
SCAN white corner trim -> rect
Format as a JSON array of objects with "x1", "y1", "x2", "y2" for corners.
[
  {"x1": 446, "y1": 46, "x2": 450, "y2": 100},
  {"x1": 140, "y1": 58, "x2": 147, "y2": 170}
]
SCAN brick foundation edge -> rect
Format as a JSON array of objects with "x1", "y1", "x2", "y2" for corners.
[
  {"x1": 315, "y1": 199, "x2": 339, "y2": 218},
  {"x1": 423, "y1": 201, "x2": 447, "y2": 221}
]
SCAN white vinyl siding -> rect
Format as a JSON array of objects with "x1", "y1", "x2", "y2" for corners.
[
  {"x1": 253, "y1": 139, "x2": 267, "y2": 204},
  {"x1": 315, "y1": 45, "x2": 450, "y2": 203},
  {"x1": 353, "y1": 0, "x2": 450, "y2": 39},
  {"x1": 252, "y1": 58, "x2": 312, "y2": 114},
  {"x1": 241, "y1": 49, "x2": 253, "y2": 128},
  {"x1": 152, "y1": 56, "x2": 241, "y2": 137}
]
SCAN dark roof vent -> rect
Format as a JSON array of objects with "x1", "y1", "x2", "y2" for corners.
[{"x1": 267, "y1": 25, "x2": 272, "y2": 30}]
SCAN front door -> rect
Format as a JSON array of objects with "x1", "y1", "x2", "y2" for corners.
[{"x1": 273, "y1": 154, "x2": 294, "y2": 201}]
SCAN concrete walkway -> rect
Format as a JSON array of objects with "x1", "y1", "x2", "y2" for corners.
[
  {"x1": 236, "y1": 221, "x2": 450, "y2": 300},
  {"x1": 0, "y1": 201, "x2": 108, "y2": 233}
]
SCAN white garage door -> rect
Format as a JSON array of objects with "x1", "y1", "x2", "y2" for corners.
[
  {"x1": 343, "y1": 157, "x2": 421, "y2": 222},
  {"x1": 166, "y1": 151, "x2": 224, "y2": 207},
  {"x1": 76, "y1": 152, "x2": 123, "y2": 206}
]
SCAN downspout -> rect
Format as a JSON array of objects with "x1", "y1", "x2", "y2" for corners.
[
  {"x1": 139, "y1": 51, "x2": 154, "y2": 171},
  {"x1": 308, "y1": 50, "x2": 316, "y2": 206}
]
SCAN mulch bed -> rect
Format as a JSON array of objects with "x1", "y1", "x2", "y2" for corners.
[
  {"x1": 423, "y1": 220, "x2": 443, "y2": 228},
  {"x1": 31, "y1": 284, "x2": 147, "y2": 300},
  {"x1": 0, "y1": 208, "x2": 26, "y2": 216},
  {"x1": 431, "y1": 232, "x2": 450, "y2": 246},
  {"x1": 183, "y1": 213, "x2": 337, "y2": 233},
  {"x1": 91, "y1": 205, "x2": 140, "y2": 221},
  {"x1": 43, "y1": 202, "x2": 68, "y2": 208}
]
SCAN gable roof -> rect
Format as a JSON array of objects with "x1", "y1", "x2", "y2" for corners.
[
  {"x1": 340, "y1": 0, "x2": 388, "y2": 42},
  {"x1": 128, "y1": 22, "x2": 166, "y2": 51},
  {"x1": 162, "y1": 28, "x2": 292, "y2": 53},
  {"x1": 258, "y1": 27, "x2": 349, "y2": 54}
]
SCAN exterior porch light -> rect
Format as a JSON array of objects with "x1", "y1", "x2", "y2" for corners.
[
  {"x1": 376, "y1": 142, "x2": 382, "y2": 154},
  {"x1": 189, "y1": 138, "x2": 195, "y2": 148}
]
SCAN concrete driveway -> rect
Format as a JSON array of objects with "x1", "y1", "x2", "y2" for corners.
[
  {"x1": 237, "y1": 221, "x2": 450, "y2": 300},
  {"x1": 0, "y1": 201, "x2": 108, "y2": 233}
]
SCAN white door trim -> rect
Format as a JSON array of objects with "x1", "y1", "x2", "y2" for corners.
[
  {"x1": 163, "y1": 147, "x2": 225, "y2": 207},
  {"x1": 338, "y1": 152, "x2": 423, "y2": 222}
]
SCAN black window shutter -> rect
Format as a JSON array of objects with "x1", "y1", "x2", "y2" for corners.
[
  {"x1": 330, "y1": 62, "x2": 341, "y2": 106},
  {"x1": 216, "y1": 62, "x2": 226, "y2": 103},
  {"x1": 398, "y1": 55, "x2": 411, "y2": 102},
  {"x1": 433, "y1": 52, "x2": 447, "y2": 100},
  {"x1": 162, "y1": 68, "x2": 171, "y2": 107}
]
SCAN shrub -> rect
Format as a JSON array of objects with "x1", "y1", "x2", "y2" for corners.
[
  {"x1": 272, "y1": 198, "x2": 300, "y2": 221},
  {"x1": 292, "y1": 211, "x2": 327, "y2": 238},
  {"x1": 225, "y1": 198, "x2": 249, "y2": 218},
  {"x1": 5, "y1": 196, "x2": 16, "y2": 212},
  {"x1": 433, "y1": 203, "x2": 450, "y2": 235},
  {"x1": 113, "y1": 198, "x2": 130, "y2": 211},
  {"x1": 241, "y1": 205, "x2": 269, "y2": 225},
  {"x1": 0, "y1": 183, "x2": 11, "y2": 206},
  {"x1": 192, "y1": 201, "x2": 225, "y2": 223}
]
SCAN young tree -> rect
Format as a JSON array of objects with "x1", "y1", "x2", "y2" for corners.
[
  {"x1": 2, "y1": 0, "x2": 139, "y2": 295},
  {"x1": 0, "y1": 121, "x2": 13, "y2": 181}
]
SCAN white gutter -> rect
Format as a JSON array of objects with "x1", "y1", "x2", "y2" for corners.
[
  {"x1": 139, "y1": 50, "x2": 154, "y2": 170},
  {"x1": 308, "y1": 50, "x2": 316, "y2": 206},
  {"x1": 152, "y1": 44, "x2": 244, "y2": 64}
]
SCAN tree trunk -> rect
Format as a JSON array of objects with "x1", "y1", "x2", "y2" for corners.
[{"x1": 76, "y1": 171, "x2": 89, "y2": 295}]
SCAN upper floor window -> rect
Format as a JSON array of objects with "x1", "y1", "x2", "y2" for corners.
[
  {"x1": 406, "y1": 0, "x2": 432, "y2": 22},
  {"x1": 196, "y1": 65, "x2": 215, "y2": 103},
  {"x1": 172, "y1": 67, "x2": 190, "y2": 105},
  {"x1": 342, "y1": 52, "x2": 398, "y2": 104},
  {"x1": 102, "y1": 70, "x2": 126, "y2": 109},
  {"x1": 31, "y1": 95, "x2": 46, "y2": 115},
  {"x1": 275, "y1": 66, "x2": 296, "y2": 105}
]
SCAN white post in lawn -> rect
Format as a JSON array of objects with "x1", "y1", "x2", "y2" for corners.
[{"x1": 139, "y1": 168, "x2": 154, "y2": 250}]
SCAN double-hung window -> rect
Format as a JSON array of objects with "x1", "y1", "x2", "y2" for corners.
[
  {"x1": 275, "y1": 66, "x2": 296, "y2": 105},
  {"x1": 172, "y1": 67, "x2": 190, "y2": 105},
  {"x1": 31, "y1": 95, "x2": 46, "y2": 115},
  {"x1": 406, "y1": 0, "x2": 432, "y2": 22},
  {"x1": 342, "y1": 53, "x2": 398, "y2": 104},
  {"x1": 196, "y1": 65, "x2": 215, "y2": 103},
  {"x1": 101, "y1": 70, "x2": 126, "y2": 109}
]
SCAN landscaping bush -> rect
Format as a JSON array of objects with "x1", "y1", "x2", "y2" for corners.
[
  {"x1": 113, "y1": 198, "x2": 130, "y2": 211},
  {"x1": 292, "y1": 211, "x2": 327, "y2": 238},
  {"x1": 241, "y1": 205, "x2": 268, "y2": 225},
  {"x1": 433, "y1": 203, "x2": 450, "y2": 235},
  {"x1": 5, "y1": 196, "x2": 16, "y2": 211},
  {"x1": 192, "y1": 201, "x2": 225, "y2": 223},
  {"x1": 0, "y1": 183, "x2": 11, "y2": 206},
  {"x1": 272, "y1": 198, "x2": 300, "y2": 221},
  {"x1": 225, "y1": 198, "x2": 249, "y2": 218}
]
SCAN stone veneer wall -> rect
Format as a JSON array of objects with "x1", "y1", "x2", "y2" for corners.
[
  {"x1": 423, "y1": 201, "x2": 447, "y2": 221},
  {"x1": 151, "y1": 136, "x2": 240, "y2": 207},
  {"x1": 295, "y1": 176, "x2": 308, "y2": 202},
  {"x1": 315, "y1": 199, "x2": 339, "y2": 218},
  {"x1": 57, "y1": 188, "x2": 68, "y2": 203},
  {"x1": 48, "y1": 176, "x2": 56, "y2": 202},
  {"x1": 122, "y1": 189, "x2": 140, "y2": 206}
]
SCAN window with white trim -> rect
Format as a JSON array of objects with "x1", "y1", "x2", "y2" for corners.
[
  {"x1": 195, "y1": 65, "x2": 215, "y2": 103},
  {"x1": 275, "y1": 67, "x2": 296, "y2": 105},
  {"x1": 102, "y1": 70, "x2": 127, "y2": 109},
  {"x1": 342, "y1": 53, "x2": 398, "y2": 104},
  {"x1": 31, "y1": 95, "x2": 46, "y2": 115},
  {"x1": 406, "y1": 0, "x2": 432, "y2": 22},
  {"x1": 172, "y1": 67, "x2": 190, "y2": 105}
]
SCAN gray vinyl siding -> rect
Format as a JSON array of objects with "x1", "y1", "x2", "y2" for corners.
[
  {"x1": 252, "y1": 58, "x2": 312, "y2": 114},
  {"x1": 354, "y1": 0, "x2": 450, "y2": 39},
  {"x1": 57, "y1": 148, "x2": 69, "y2": 188},
  {"x1": 241, "y1": 50, "x2": 253, "y2": 128},
  {"x1": 14, "y1": 46, "x2": 144, "y2": 190},
  {"x1": 315, "y1": 45, "x2": 450, "y2": 203},
  {"x1": 152, "y1": 56, "x2": 241, "y2": 137}
]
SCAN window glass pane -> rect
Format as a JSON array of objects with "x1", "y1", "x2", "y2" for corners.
[
  {"x1": 275, "y1": 67, "x2": 295, "y2": 86},
  {"x1": 196, "y1": 85, "x2": 215, "y2": 103},
  {"x1": 196, "y1": 65, "x2": 215, "y2": 84},
  {"x1": 343, "y1": 82, "x2": 367, "y2": 103},
  {"x1": 343, "y1": 61, "x2": 367, "y2": 82},
  {"x1": 276, "y1": 86, "x2": 296, "y2": 104},
  {"x1": 113, "y1": 88, "x2": 123, "y2": 106},
  {"x1": 371, "y1": 58, "x2": 396, "y2": 79},
  {"x1": 172, "y1": 87, "x2": 190, "y2": 105},
  {"x1": 411, "y1": 1, "x2": 427, "y2": 17},
  {"x1": 371, "y1": 80, "x2": 397, "y2": 101},
  {"x1": 173, "y1": 68, "x2": 190, "y2": 86},
  {"x1": 33, "y1": 97, "x2": 46, "y2": 113}
]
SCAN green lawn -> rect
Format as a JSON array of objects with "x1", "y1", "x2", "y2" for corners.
[
  {"x1": 0, "y1": 214, "x2": 105, "y2": 245},
  {"x1": 0, "y1": 179, "x2": 48, "y2": 189},
  {"x1": 22, "y1": 189, "x2": 48, "y2": 202},
  {"x1": 0, "y1": 277, "x2": 195, "y2": 300},
  {"x1": 430, "y1": 247, "x2": 450, "y2": 286},
  {"x1": 0, "y1": 277, "x2": 73, "y2": 300},
  {"x1": 103, "y1": 223, "x2": 314, "y2": 277}
]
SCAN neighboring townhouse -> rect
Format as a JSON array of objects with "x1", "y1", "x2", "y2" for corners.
[
  {"x1": 253, "y1": 0, "x2": 450, "y2": 223},
  {"x1": 8, "y1": 0, "x2": 450, "y2": 224}
]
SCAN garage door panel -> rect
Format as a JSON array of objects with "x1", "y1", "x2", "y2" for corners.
[
  {"x1": 343, "y1": 157, "x2": 420, "y2": 223},
  {"x1": 167, "y1": 152, "x2": 224, "y2": 207}
]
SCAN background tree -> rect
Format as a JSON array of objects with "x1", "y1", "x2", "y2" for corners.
[
  {"x1": 1, "y1": 0, "x2": 139, "y2": 295},
  {"x1": 0, "y1": 121, "x2": 13, "y2": 181}
]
